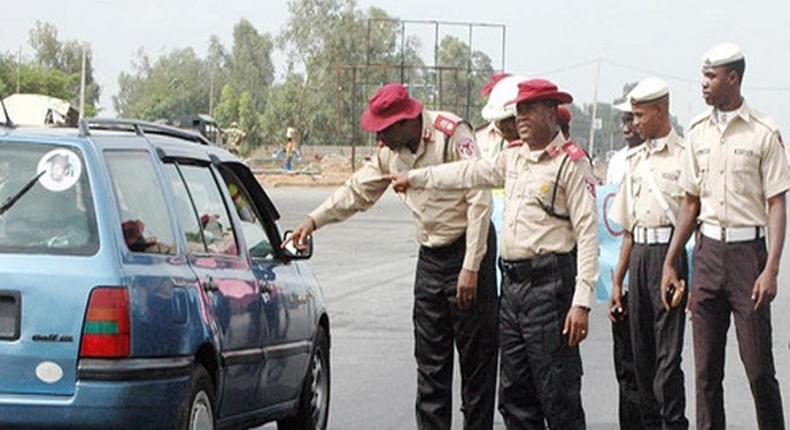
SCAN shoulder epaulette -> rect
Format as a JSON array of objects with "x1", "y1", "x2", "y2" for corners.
[
  {"x1": 750, "y1": 109, "x2": 779, "y2": 133},
  {"x1": 562, "y1": 141, "x2": 587, "y2": 161},
  {"x1": 688, "y1": 110, "x2": 711, "y2": 130},
  {"x1": 434, "y1": 115, "x2": 459, "y2": 136}
]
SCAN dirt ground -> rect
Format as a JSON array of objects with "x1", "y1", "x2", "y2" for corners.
[
  {"x1": 249, "y1": 144, "x2": 610, "y2": 188},
  {"x1": 249, "y1": 145, "x2": 375, "y2": 188}
]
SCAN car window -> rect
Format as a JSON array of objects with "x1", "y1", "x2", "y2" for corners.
[
  {"x1": 105, "y1": 151, "x2": 176, "y2": 255},
  {"x1": 219, "y1": 166, "x2": 274, "y2": 260},
  {"x1": 163, "y1": 164, "x2": 207, "y2": 254},
  {"x1": 0, "y1": 142, "x2": 99, "y2": 255},
  {"x1": 173, "y1": 164, "x2": 238, "y2": 256}
]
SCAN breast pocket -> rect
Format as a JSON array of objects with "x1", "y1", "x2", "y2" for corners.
[
  {"x1": 660, "y1": 170, "x2": 684, "y2": 200},
  {"x1": 732, "y1": 149, "x2": 759, "y2": 193}
]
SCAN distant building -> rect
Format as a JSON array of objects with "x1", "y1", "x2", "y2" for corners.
[{"x1": 1, "y1": 94, "x2": 78, "y2": 127}]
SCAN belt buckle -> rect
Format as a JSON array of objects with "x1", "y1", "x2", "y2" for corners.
[
  {"x1": 650, "y1": 229, "x2": 658, "y2": 243},
  {"x1": 720, "y1": 226, "x2": 726, "y2": 242}
]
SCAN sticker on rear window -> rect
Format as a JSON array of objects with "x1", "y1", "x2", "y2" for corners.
[{"x1": 37, "y1": 149, "x2": 82, "y2": 192}]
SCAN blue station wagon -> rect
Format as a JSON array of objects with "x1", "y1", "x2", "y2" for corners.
[{"x1": 0, "y1": 119, "x2": 330, "y2": 430}]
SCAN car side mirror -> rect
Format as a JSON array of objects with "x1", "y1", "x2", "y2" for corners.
[{"x1": 282, "y1": 230, "x2": 313, "y2": 260}]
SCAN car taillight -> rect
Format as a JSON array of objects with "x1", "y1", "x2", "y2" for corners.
[{"x1": 80, "y1": 287, "x2": 130, "y2": 358}]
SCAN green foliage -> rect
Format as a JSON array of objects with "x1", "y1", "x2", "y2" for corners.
[
  {"x1": 260, "y1": 73, "x2": 307, "y2": 147},
  {"x1": 229, "y1": 19, "x2": 274, "y2": 113},
  {"x1": 114, "y1": 47, "x2": 210, "y2": 120},
  {"x1": 213, "y1": 84, "x2": 238, "y2": 127},
  {"x1": 237, "y1": 91, "x2": 261, "y2": 154},
  {"x1": 435, "y1": 35, "x2": 494, "y2": 125},
  {"x1": 110, "y1": 2, "x2": 495, "y2": 148},
  {"x1": 27, "y1": 21, "x2": 100, "y2": 109}
]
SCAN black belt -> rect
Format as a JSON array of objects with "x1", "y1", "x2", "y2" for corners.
[{"x1": 499, "y1": 250, "x2": 576, "y2": 284}]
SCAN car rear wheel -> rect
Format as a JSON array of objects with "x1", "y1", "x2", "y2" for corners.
[
  {"x1": 278, "y1": 327, "x2": 330, "y2": 430},
  {"x1": 179, "y1": 365, "x2": 216, "y2": 430}
]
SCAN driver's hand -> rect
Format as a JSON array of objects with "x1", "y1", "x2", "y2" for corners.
[{"x1": 282, "y1": 217, "x2": 316, "y2": 251}]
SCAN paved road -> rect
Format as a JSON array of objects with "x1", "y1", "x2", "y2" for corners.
[{"x1": 259, "y1": 186, "x2": 790, "y2": 430}]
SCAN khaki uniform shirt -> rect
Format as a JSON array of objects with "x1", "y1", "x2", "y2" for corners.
[
  {"x1": 476, "y1": 122, "x2": 505, "y2": 197},
  {"x1": 409, "y1": 132, "x2": 599, "y2": 308},
  {"x1": 611, "y1": 128, "x2": 685, "y2": 230},
  {"x1": 309, "y1": 110, "x2": 492, "y2": 271},
  {"x1": 680, "y1": 102, "x2": 790, "y2": 227},
  {"x1": 476, "y1": 122, "x2": 505, "y2": 160}
]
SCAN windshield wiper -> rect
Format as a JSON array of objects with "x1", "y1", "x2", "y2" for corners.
[{"x1": 0, "y1": 171, "x2": 45, "y2": 216}]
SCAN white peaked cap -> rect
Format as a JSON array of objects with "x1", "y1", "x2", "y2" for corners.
[
  {"x1": 702, "y1": 42, "x2": 744, "y2": 68},
  {"x1": 629, "y1": 77, "x2": 669, "y2": 104}
]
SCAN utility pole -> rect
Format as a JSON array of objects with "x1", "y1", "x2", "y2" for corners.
[
  {"x1": 16, "y1": 46, "x2": 22, "y2": 94},
  {"x1": 209, "y1": 71, "x2": 214, "y2": 115},
  {"x1": 78, "y1": 45, "x2": 87, "y2": 120},
  {"x1": 587, "y1": 58, "x2": 601, "y2": 157}
]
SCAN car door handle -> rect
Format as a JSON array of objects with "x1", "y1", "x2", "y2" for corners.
[{"x1": 202, "y1": 277, "x2": 220, "y2": 292}]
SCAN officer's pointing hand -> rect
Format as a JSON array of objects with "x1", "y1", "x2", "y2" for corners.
[
  {"x1": 386, "y1": 172, "x2": 410, "y2": 193},
  {"x1": 282, "y1": 217, "x2": 316, "y2": 252},
  {"x1": 563, "y1": 306, "x2": 590, "y2": 347},
  {"x1": 456, "y1": 269, "x2": 478, "y2": 310}
]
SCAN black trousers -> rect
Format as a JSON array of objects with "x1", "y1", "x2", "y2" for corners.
[
  {"x1": 414, "y1": 226, "x2": 499, "y2": 430},
  {"x1": 690, "y1": 236, "x2": 784, "y2": 430},
  {"x1": 612, "y1": 292, "x2": 648, "y2": 429},
  {"x1": 498, "y1": 251, "x2": 585, "y2": 430},
  {"x1": 628, "y1": 243, "x2": 689, "y2": 430}
]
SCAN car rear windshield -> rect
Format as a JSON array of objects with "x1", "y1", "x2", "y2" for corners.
[{"x1": 0, "y1": 141, "x2": 99, "y2": 255}]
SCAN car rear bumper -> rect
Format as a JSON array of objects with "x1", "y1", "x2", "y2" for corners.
[{"x1": 0, "y1": 357, "x2": 193, "y2": 429}]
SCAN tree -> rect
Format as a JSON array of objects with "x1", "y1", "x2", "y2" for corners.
[
  {"x1": 229, "y1": 19, "x2": 274, "y2": 113},
  {"x1": 114, "y1": 47, "x2": 210, "y2": 120},
  {"x1": 213, "y1": 83, "x2": 238, "y2": 127},
  {"x1": 237, "y1": 91, "x2": 261, "y2": 153},
  {"x1": 436, "y1": 35, "x2": 494, "y2": 126},
  {"x1": 28, "y1": 21, "x2": 100, "y2": 111},
  {"x1": 260, "y1": 73, "x2": 307, "y2": 148}
]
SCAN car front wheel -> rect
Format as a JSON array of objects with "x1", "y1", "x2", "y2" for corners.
[{"x1": 278, "y1": 327, "x2": 330, "y2": 430}]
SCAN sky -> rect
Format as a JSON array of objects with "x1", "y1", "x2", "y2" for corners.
[{"x1": 3, "y1": 0, "x2": 790, "y2": 135}]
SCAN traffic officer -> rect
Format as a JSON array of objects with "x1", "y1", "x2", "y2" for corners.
[
  {"x1": 661, "y1": 43, "x2": 789, "y2": 430},
  {"x1": 610, "y1": 78, "x2": 688, "y2": 430},
  {"x1": 607, "y1": 90, "x2": 649, "y2": 429},
  {"x1": 287, "y1": 83, "x2": 499, "y2": 430},
  {"x1": 476, "y1": 72, "x2": 513, "y2": 159},
  {"x1": 389, "y1": 78, "x2": 599, "y2": 429},
  {"x1": 478, "y1": 74, "x2": 527, "y2": 290}
]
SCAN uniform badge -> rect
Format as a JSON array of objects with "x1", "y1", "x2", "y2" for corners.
[
  {"x1": 540, "y1": 182, "x2": 551, "y2": 195},
  {"x1": 457, "y1": 137, "x2": 479, "y2": 159}
]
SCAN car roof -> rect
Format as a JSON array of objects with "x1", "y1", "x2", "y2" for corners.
[{"x1": 0, "y1": 118, "x2": 240, "y2": 164}]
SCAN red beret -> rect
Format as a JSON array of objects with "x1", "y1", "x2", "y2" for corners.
[
  {"x1": 359, "y1": 83, "x2": 423, "y2": 132},
  {"x1": 557, "y1": 106, "x2": 572, "y2": 125},
  {"x1": 507, "y1": 79, "x2": 573, "y2": 106}
]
